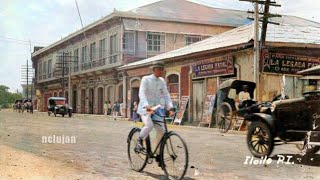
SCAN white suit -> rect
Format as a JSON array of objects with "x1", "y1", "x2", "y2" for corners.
[{"x1": 138, "y1": 74, "x2": 173, "y2": 148}]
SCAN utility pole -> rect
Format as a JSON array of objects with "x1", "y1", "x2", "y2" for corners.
[
  {"x1": 239, "y1": 0, "x2": 281, "y2": 100},
  {"x1": 54, "y1": 52, "x2": 78, "y2": 107},
  {"x1": 68, "y1": 55, "x2": 71, "y2": 105},
  {"x1": 254, "y1": 2, "x2": 259, "y2": 99},
  {"x1": 27, "y1": 60, "x2": 29, "y2": 99},
  {"x1": 21, "y1": 60, "x2": 33, "y2": 99},
  {"x1": 62, "y1": 51, "x2": 65, "y2": 96}
]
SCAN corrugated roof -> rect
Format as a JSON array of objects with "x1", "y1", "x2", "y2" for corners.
[
  {"x1": 119, "y1": 16, "x2": 320, "y2": 70},
  {"x1": 119, "y1": 23, "x2": 254, "y2": 69},
  {"x1": 128, "y1": 0, "x2": 251, "y2": 27}
]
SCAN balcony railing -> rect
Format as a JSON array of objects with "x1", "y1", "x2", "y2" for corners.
[{"x1": 73, "y1": 65, "x2": 79, "y2": 72}]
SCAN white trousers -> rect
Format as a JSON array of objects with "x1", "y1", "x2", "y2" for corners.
[{"x1": 139, "y1": 114, "x2": 165, "y2": 153}]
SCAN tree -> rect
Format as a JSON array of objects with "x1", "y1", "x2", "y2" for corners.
[{"x1": 0, "y1": 85, "x2": 23, "y2": 108}]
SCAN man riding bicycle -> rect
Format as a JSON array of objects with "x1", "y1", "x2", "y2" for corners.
[{"x1": 136, "y1": 61, "x2": 175, "y2": 156}]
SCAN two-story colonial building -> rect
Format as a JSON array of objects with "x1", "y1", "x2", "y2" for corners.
[{"x1": 32, "y1": 0, "x2": 250, "y2": 114}]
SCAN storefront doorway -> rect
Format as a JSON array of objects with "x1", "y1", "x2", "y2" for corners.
[
  {"x1": 81, "y1": 89, "x2": 85, "y2": 113},
  {"x1": 89, "y1": 88, "x2": 94, "y2": 114},
  {"x1": 97, "y1": 87, "x2": 104, "y2": 114},
  {"x1": 192, "y1": 80, "x2": 205, "y2": 122},
  {"x1": 72, "y1": 85, "x2": 77, "y2": 113}
]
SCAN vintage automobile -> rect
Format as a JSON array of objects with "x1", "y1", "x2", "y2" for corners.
[
  {"x1": 47, "y1": 97, "x2": 72, "y2": 117},
  {"x1": 215, "y1": 79, "x2": 267, "y2": 133},
  {"x1": 246, "y1": 65, "x2": 320, "y2": 157}
]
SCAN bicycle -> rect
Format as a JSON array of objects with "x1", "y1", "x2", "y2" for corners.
[{"x1": 127, "y1": 106, "x2": 189, "y2": 180}]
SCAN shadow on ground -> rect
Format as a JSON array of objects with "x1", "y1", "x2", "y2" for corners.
[{"x1": 271, "y1": 153, "x2": 320, "y2": 167}]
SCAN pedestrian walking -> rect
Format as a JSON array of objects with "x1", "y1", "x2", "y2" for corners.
[
  {"x1": 132, "y1": 101, "x2": 139, "y2": 122},
  {"x1": 104, "y1": 101, "x2": 108, "y2": 115},
  {"x1": 107, "y1": 101, "x2": 112, "y2": 115},
  {"x1": 112, "y1": 101, "x2": 120, "y2": 120}
]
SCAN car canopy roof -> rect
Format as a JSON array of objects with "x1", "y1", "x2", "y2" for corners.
[
  {"x1": 48, "y1": 97, "x2": 66, "y2": 101},
  {"x1": 297, "y1": 65, "x2": 320, "y2": 76}
]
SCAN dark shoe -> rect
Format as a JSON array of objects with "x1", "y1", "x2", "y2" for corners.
[
  {"x1": 135, "y1": 138, "x2": 145, "y2": 152},
  {"x1": 155, "y1": 155, "x2": 162, "y2": 167}
]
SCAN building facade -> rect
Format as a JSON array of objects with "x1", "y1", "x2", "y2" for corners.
[
  {"x1": 31, "y1": 0, "x2": 250, "y2": 114},
  {"x1": 119, "y1": 16, "x2": 320, "y2": 123}
]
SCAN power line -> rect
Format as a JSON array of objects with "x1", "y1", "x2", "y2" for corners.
[{"x1": 0, "y1": 35, "x2": 49, "y2": 45}]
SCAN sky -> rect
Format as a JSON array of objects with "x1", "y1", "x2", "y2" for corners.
[{"x1": 0, "y1": 0, "x2": 319, "y2": 93}]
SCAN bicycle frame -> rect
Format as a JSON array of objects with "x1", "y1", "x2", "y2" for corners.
[{"x1": 143, "y1": 111, "x2": 174, "y2": 159}]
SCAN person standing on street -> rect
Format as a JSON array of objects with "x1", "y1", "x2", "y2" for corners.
[
  {"x1": 104, "y1": 101, "x2": 108, "y2": 116},
  {"x1": 112, "y1": 101, "x2": 120, "y2": 120},
  {"x1": 107, "y1": 101, "x2": 112, "y2": 115}
]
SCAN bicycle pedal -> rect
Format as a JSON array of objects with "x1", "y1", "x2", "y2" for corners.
[{"x1": 147, "y1": 158, "x2": 153, "y2": 164}]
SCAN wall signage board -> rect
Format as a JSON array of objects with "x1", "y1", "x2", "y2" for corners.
[
  {"x1": 199, "y1": 95, "x2": 215, "y2": 128},
  {"x1": 192, "y1": 56, "x2": 234, "y2": 78},
  {"x1": 263, "y1": 53, "x2": 320, "y2": 74},
  {"x1": 173, "y1": 96, "x2": 189, "y2": 125}
]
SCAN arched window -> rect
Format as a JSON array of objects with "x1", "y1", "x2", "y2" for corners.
[{"x1": 167, "y1": 74, "x2": 179, "y2": 94}]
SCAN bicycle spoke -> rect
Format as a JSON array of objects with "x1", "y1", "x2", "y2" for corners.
[
  {"x1": 128, "y1": 129, "x2": 147, "y2": 172},
  {"x1": 161, "y1": 133, "x2": 188, "y2": 180}
]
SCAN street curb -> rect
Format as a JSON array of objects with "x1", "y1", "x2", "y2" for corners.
[{"x1": 28, "y1": 111, "x2": 247, "y2": 135}]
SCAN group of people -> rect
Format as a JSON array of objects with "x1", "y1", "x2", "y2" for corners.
[
  {"x1": 13, "y1": 100, "x2": 33, "y2": 113},
  {"x1": 103, "y1": 100, "x2": 140, "y2": 121}
]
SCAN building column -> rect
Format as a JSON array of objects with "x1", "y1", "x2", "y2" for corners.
[{"x1": 123, "y1": 74, "x2": 127, "y2": 118}]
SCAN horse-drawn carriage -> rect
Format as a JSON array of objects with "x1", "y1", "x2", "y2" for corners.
[{"x1": 215, "y1": 79, "x2": 270, "y2": 133}]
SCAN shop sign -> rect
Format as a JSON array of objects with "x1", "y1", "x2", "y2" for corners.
[
  {"x1": 192, "y1": 56, "x2": 234, "y2": 78},
  {"x1": 173, "y1": 96, "x2": 189, "y2": 125},
  {"x1": 263, "y1": 53, "x2": 320, "y2": 74},
  {"x1": 200, "y1": 95, "x2": 215, "y2": 127}
]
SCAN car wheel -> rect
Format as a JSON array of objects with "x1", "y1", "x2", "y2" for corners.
[
  {"x1": 296, "y1": 144, "x2": 320, "y2": 154},
  {"x1": 247, "y1": 121, "x2": 274, "y2": 158}
]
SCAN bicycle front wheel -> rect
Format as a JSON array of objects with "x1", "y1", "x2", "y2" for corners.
[
  {"x1": 127, "y1": 128, "x2": 148, "y2": 172},
  {"x1": 160, "y1": 132, "x2": 189, "y2": 180}
]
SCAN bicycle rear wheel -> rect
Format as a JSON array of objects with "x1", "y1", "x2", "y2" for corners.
[
  {"x1": 160, "y1": 132, "x2": 188, "y2": 180},
  {"x1": 127, "y1": 128, "x2": 148, "y2": 172}
]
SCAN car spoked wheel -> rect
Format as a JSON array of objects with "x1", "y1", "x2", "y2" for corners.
[
  {"x1": 247, "y1": 121, "x2": 274, "y2": 158},
  {"x1": 127, "y1": 128, "x2": 148, "y2": 172},
  {"x1": 217, "y1": 102, "x2": 233, "y2": 133}
]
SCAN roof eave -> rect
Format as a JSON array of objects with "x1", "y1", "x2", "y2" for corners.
[
  {"x1": 32, "y1": 12, "x2": 120, "y2": 58},
  {"x1": 118, "y1": 42, "x2": 253, "y2": 71}
]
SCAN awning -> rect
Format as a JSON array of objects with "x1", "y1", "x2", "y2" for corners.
[
  {"x1": 297, "y1": 65, "x2": 320, "y2": 75},
  {"x1": 300, "y1": 75, "x2": 320, "y2": 80}
]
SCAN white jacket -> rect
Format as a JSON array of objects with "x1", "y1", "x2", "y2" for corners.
[{"x1": 137, "y1": 74, "x2": 173, "y2": 115}]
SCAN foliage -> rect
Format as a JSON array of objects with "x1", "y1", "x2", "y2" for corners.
[{"x1": 0, "y1": 85, "x2": 23, "y2": 108}]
